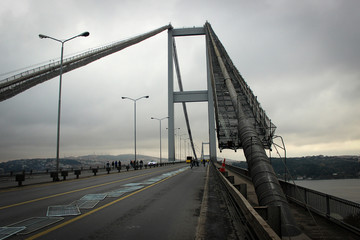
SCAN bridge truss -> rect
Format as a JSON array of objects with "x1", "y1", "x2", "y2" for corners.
[{"x1": 206, "y1": 23, "x2": 276, "y2": 151}]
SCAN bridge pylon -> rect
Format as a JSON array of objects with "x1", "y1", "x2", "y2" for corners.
[{"x1": 167, "y1": 26, "x2": 217, "y2": 162}]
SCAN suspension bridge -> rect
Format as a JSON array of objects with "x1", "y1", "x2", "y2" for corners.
[{"x1": 1, "y1": 22, "x2": 359, "y2": 240}]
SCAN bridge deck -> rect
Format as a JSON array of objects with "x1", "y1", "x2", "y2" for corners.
[
  {"x1": 0, "y1": 163, "x2": 247, "y2": 240},
  {"x1": 1, "y1": 163, "x2": 358, "y2": 239}
]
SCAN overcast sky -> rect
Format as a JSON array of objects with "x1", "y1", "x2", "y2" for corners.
[{"x1": 1, "y1": 0, "x2": 359, "y2": 163}]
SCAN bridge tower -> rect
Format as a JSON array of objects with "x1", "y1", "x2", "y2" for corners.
[{"x1": 167, "y1": 27, "x2": 217, "y2": 162}]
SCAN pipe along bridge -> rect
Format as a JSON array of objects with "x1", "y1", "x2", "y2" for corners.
[{"x1": 1, "y1": 22, "x2": 306, "y2": 238}]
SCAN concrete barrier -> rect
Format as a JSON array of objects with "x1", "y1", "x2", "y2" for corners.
[
  {"x1": 74, "y1": 170, "x2": 81, "y2": 179},
  {"x1": 50, "y1": 172, "x2": 59, "y2": 182},
  {"x1": 15, "y1": 174, "x2": 25, "y2": 186},
  {"x1": 61, "y1": 171, "x2": 68, "y2": 180}
]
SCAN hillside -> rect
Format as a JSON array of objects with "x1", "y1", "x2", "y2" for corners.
[
  {"x1": 231, "y1": 155, "x2": 360, "y2": 180},
  {"x1": 2, "y1": 155, "x2": 359, "y2": 179}
]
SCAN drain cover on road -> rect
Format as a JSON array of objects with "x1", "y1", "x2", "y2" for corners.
[
  {"x1": 7, "y1": 217, "x2": 63, "y2": 235},
  {"x1": 80, "y1": 193, "x2": 107, "y2": 201},
  {"x1": 0, "y1": 227, "x2": 26, "y2": 239},
  {"x1": 70, "y1": 200, "x2": 99, "y2": 209},
  {"x1": 47, "y1": 205, "x2": 81, "y2": 217}
]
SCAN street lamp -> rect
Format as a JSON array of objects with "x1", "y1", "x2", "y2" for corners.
[
  {"x1": 151, "y1": 117, "x2": 169, "y2": 164},
  {"x1": 39, "y1": 31, "x2": 89, "y2": 179},
  {"x1": 122, "y1": 96, "x2": 149, "y2": 163}
]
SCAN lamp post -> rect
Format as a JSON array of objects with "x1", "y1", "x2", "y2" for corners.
[
  {"x1": 151, "y1": 117, "x2": 169, "y2": 164},
  {"x1": 39, "y1": 31, "x2": 89, "y2": 178},
  {"x1": 122, "y1": 96, "x2": 149, "y2": 163}
]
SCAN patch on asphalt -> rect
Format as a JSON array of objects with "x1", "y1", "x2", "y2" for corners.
[
  {"x1": 106, "y1": 190, "x2": 126, "y2": 198},
  {"x1": 7, "y1": 217, "x2": 63, "y2": 235},
  {"x1": 80, "y1": 193, "x2": 107, "y2": 201},
  {"x1": 70, "y1": 200, "x2": 99, "y2": 209},
  {"x1": 0, "y1": 227, "x2": 26, "y2": 239},
  {"x1": 47, "y1": 205, "x2": 81, "y2": 217}
]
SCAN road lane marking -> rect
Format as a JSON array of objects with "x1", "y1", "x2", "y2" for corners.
[
  {"x1": 0, "y1": 168, "x2": 177, "y2": 210},
  {"x1": 25, "y1": 167, "x2": 189, "y2": 240}
]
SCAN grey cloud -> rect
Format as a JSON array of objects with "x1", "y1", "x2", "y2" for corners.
[{"x1": 1, "y1": 0, "x2": 359, "y2": 161}]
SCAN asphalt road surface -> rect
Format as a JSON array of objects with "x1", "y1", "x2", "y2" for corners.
[{"x1": 0, "y1": 164, "x2": 218, "y2": 240}]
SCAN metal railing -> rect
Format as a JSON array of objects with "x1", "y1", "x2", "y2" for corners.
[
  {"x1": 279, "y1": 180, "x2": 360, "y2": 234},
  {"x1": 226, "y1": 164, "x2": 360, "y2": 235}
]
